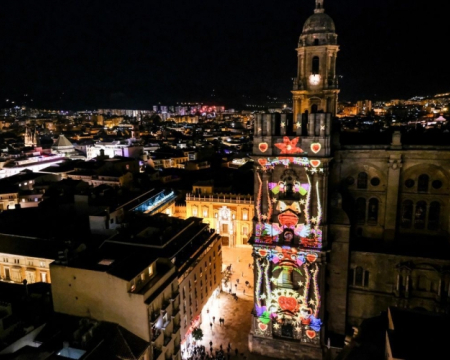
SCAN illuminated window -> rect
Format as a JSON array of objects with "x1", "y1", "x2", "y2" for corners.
[
  {"x1": 242, "y1": 209, "x2": 248, "y2": 220},
  {"x1": 140, "y1": 273, "x2": 145, "y2": 281},
  {"x1": 203, "y1": 209, "x2": 208, "y2": 217},
  {"x1": 243, "y1": 226, "x2": 248, "y2": 235},
  {"x1": 192, "y1": 206, "x2": 198, "y2": 216}
]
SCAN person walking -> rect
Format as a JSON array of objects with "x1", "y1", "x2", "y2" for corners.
[
  {"x1": 210, "y1": 322, "x2": 212, "y2": 330},
  {"x1": 236, "y1": 278, "x2": 239, "y2": 284},
  {"x1": 248, "y1": 263, "x2": 251, "y2": 269},
  {"x1": 212, "y1": 316, "x2": 215, "y2": 323},
  {"x1": 241, "y1": 271, "x2": 244, "y2": 277},
  {"x1": 243, "y1": 289, "x2": 245, "y2": 295}
]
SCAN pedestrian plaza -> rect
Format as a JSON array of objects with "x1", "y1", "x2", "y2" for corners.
[{"x1": 183, "y1": 245, "x2": 276, "y2": 360}]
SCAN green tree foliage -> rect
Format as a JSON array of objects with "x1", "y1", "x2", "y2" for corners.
[{"x1": 192, "y1": 327, "x2": 203, "y2": 341}]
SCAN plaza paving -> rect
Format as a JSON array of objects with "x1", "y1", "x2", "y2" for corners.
[{"x1": 188, "y1": 245, "x2": 277, "y2": 360}]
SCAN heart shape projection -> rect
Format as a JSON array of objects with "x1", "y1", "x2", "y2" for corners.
[
  {"x1": 259, "y1": 142, "x2": 268, "y2": 153},
  {"x1": 258, "y1": 323, "x2": 268, "y2": 331},
  {"x1": 311, "y1": 143, "x2": 321, "y2": 154},
  {"x1": 278, "y1": 296, "x2": 298, "y2": 313},
  {"x1": 306, "y1": 253, "x2": 318, "y2": 263},
  {"x1": 258, "y1": 249, "x2": 268, "y2": 257},
  {"x1": 306, "y1": 330, "x2": 316, "y2": 339},
  {"x1": 310, "y1": 160, "x2": 321, "y2": 168},
  {"x1": 258, "y1": 158, "x2": 268, "y2": 167}
]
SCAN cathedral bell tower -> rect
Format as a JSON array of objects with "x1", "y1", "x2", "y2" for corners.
[
  {"x1": 248, "y1": 2, "x2": 337, "y2": 359},
  {"x1": 292, "y1": 0, "x2": 339, "y2": 121}
]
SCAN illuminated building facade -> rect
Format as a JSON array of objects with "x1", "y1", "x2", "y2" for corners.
[
  {"x1": 0, "y1": 234, "x2": 55, "y2": 284},
  {"x1": 249, "y1": 2, "x2": 450, "y2": 358},
  {"x1": 185, "y1": 181, "x2": 254, "y2": 246},
  {"x1": 292, "y1": 0, "x2": 339, "y2": 121},
  {"x1": 249, "y1": 1, "x2": 333, "y2": 358}
]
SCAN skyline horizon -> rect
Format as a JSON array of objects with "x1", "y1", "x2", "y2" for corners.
[{"x1": 1, "y1": 0, "x2": 448, "y2": 110}]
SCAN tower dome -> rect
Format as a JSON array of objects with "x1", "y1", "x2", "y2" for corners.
[
  {"x1": 302, "y1": 0, "x2": 335, "y2": 35},
  {"x1": 302, "y1": 12, "x2": 335, "y2": 35}
]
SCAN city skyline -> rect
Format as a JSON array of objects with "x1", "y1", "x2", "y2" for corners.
[{"x1": 0, "y1": 0, "x2": 448, "y2": 110}]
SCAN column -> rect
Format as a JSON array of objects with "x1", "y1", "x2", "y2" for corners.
[{"x1": 384, "y1": 156, "x2": 402, "y2": 241}]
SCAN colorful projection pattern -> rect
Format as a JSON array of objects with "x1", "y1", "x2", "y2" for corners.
[
  {"x1": 253, "y1": 157, "x2": 324, "y2": 343},
  {"x1": 255, "y1": 169, "x2": 323, "y2": 249},
  {"x1": 253, "y1": 246, "x2": 322, "y2": 343},
  {"x1": 274, "y1": 137, "x2": 304, "y2": 154}
]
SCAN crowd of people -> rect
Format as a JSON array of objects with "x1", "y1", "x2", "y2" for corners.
[{"x1": 184, "y1": 344, "x2": 243, "y2": 360}]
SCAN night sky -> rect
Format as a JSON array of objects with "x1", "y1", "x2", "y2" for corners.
[{"x1": 0, "y1": 0, "x2": 448, "y2": 110}]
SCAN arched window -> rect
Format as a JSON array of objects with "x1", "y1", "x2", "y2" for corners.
[
  {"x1": 192, "y1": 206, "x2": 198, "y2": 217},
  {"x1": 355, "y1": 267, "x2": 363, "y2": 286},
  {"x1": 357, "y1": 172, "x2": 368, "y2": 189},
  {"x1": 311, "y1": 104, "x2": 318, "y2": 113},
  {"x1": 356, "y1": 198, "x2": 366, "y2": 224},
  {"x1": 418, "y1": 174, "x2": 429, "y2": 192},
  {"x1": 314, "y1": 38, "x2": 319, "y2": 46},
  {"x1": 428, "y1": 201, "x2": 440, "y2": 230},
  {"x1": 312, "y1": 56, "x2": 319, "y2": 74},
  {"x1": 414, "y1": 201, "x2": 427, "y2": 229},
  {"x1": 368, "y1": 198, "x2": 378, "y2": 224},
  {"x1": 401, "y1": 200, "x2": 413, "y2": 228}
]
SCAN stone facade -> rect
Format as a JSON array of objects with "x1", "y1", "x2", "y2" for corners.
[{"x1": 249, "y1": 1, "x2": 450, "y2": 358}]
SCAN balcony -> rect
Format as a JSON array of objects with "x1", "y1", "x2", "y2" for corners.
[
  {"x1": 170, "y1": 289, "x2": 180, "y2": 300},
  {"x1": 172, "y1": 305, "x2": 180, "y2": 318},
  {"x1": 173, "y1": 345, "x2": 181, "y2": 360},
  {"x1": 172, "y1": 323, "x2": 180, "y2": 335},
  {"x1": 152, "y1": 329, "x2": 164, "y2": 345},
  {"x1": 186, "y1": 194, "x2": 253, "y2": 204},
  {"x1": 162, "y1": 299, "x2": 172, "y2": 312},
  {"x1": 149, "y1": 310, "x2": 161, "y2": 324},
  {"x1": 163, "y1": 334, "x2": 173, "y2": 347},
  {"x1": 153, "y1": 346, "x2": 164, "y2": 360}
]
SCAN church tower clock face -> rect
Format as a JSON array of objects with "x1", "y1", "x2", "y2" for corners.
[
  {"x1": 309, "y1": 74, "x2": 321, "y2": 85},
  {"x1": 292, "y1": 0, "x2": 339, "y2": 119}
]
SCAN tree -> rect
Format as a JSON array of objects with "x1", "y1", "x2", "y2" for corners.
[{"x1": 192, "y1": 327, "x2": 203, "y2": 342}]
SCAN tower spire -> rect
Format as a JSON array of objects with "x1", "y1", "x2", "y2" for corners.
[{"x1": 315, "y1": 0, "x2": 325, "y2": 13}]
